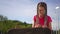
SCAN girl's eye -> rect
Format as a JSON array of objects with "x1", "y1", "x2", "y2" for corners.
[
  {"x1": 40, "y1": 10, "x2": 43, "y2": 11},
  {"x1": 40, "y1": 10, "x2": 42, "y2": 11}
]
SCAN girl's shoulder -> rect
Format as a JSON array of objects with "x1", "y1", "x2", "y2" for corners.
[
  {"x1": 34, "y1": 15, "x2": 39, "y2": 18},
  {"x1": 47, "y1": 15, "x2": 52, "y2": 22},
  {"x1": 47, "y1": 15, "x2": 51, "y2": 19},
  {"x1": 34, "y1": 15, "x2": 37, "y2": 18}
]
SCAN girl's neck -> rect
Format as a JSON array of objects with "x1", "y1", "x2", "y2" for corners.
[{"x1": 39, "y1": 15, "x2": 44, "y2": 18}]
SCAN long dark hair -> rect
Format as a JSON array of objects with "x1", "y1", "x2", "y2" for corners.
[{"x1": 37, "y1": 2, "x2": 47, "y2": 17}]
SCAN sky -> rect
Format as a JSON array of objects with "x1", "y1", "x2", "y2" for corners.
[{"x1": 0, "y1": 0, "x2": 60, "y2": 30}]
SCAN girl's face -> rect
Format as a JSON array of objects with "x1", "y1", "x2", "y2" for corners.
[{"x1": 38, "y1": 6, "x2": 45, "y2": 16}]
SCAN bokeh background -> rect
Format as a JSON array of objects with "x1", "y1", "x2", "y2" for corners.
[{"x1": 0, "y1": 0, "x2": 60, "y2": 34}]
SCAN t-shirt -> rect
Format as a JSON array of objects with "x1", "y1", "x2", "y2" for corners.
[{"x1": 33, "y1": 15, "x2": 52, "y2": 27}]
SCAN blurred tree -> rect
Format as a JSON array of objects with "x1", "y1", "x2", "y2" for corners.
[
  {"x1": 24, "y1": 21, "x2": 27, "y2": 27},
  {"x1": 0, "y1": 15, "x2": 8, "y2": 21},
  {"x1": 0, "y1": 15, "x2": 4, "y2": 21},
  {"x1": 4, "y1": 16, "x2": 8, "y2": 21}
]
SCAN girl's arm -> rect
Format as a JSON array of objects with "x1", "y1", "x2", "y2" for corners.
[
  {"x1": 32, "y1": 15, "x2": 41, "y2": 28},
  {"x1": 32, "y1": 21, "x2": 35, "y2": 28},
  {"x1": 48, "y1": 22, "x2": 52, "y2": 30},
  {"x1": 32, "y1": 20, "x2": 42, "y2": 28}
]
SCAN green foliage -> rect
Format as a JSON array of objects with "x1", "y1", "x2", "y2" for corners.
[
  {"x1": 0, "y1": 20, "x2": 32, "y2": 34},
  {"x1": 0, "y1": 15, "x2": 32, "y2": 34}
]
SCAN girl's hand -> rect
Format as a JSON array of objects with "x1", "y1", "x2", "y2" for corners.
[
  {"x1": 34, "y1": 24, "x2": 42, "y2": 28},
  {"x1": 42, "y1": 25, "x2": 47, "y2": 28}
]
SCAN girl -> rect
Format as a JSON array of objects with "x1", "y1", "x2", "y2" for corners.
[{"x1": 32, "y1": 2, "x2": 52, "y2": 30}]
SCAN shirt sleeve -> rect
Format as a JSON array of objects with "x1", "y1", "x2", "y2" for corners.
[
  {"x1": 48, "y1": 16, "x2": 52, "y2": 23},
  {"x1": 47, "y1": 16, "x2": 52, "y2": 26},
  {"x1": 33, "y1": 16, "x2": 36, "y2": 22}
]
